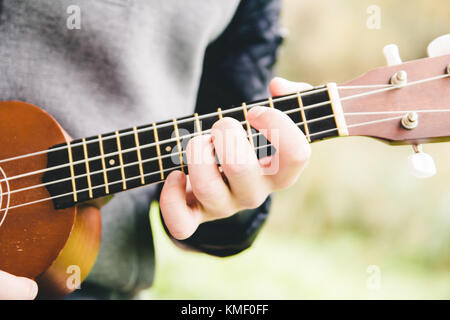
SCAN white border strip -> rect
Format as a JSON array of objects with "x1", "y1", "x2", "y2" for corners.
[{"x1": 0, "y1": 166, "x2": 11, "y2": 228}]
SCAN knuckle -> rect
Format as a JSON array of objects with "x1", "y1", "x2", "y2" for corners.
[
  {"x1": 186, "y1": 135, "x2": 213, "y2": 165},
  {"x1": 211, "y1": 118, "x2": 243, "y2": 139},
  {"x1": 208, "y1": 205, "x2": 236, "y2": 219},
  {"x1": 185, "y1": 137, "x2": 199, "y2": 162},
  {"x1": 212, "y1": 117, "x2": 240, "y2": 130},
  {"x1": 192, "y1": 179, "x2": 221, "y2": 201},
  {"x1": 273, "y1": 176, "x2": 299, "y2": 190},
  {"x1": 287, "y1": 143, "x2": 311, "y2": 166},
  {"x1": 185, "y1": 135, "x2": 201, "y2": 154},
  {"x1": 185, "y1": 139, "x2": 194, "y2": 159},
  {"x1": 225, "y1": 163, "x2": 248, "y2": 177},
  {"x1": 238, "y1": 192, "x2": 266, "y2": 209}
]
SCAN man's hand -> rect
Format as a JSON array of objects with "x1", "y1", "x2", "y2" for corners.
[
  {"x1": 160, "y1": 77, "x2": 312, "y2": 240},
  {"x1": 0, "y1": 270, "x2": 38, "y2": 300}
]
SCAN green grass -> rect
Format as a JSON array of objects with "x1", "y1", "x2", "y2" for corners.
[{"x1": 146, "y1": 201, "x2": 450, "y2": 299}]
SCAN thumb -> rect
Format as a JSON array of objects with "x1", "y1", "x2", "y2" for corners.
[
  {"x1": 160, "y1": 171, "x2": 203, "y2": 240},
  {"x1": 269, "y1": 77, "x2": 313, "y2": 96},
  {"x1": 0, "y1": 270, "x2": 38, "y2": 300}
]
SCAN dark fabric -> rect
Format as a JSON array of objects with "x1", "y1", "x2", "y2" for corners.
[
  {"x1": 65, "y1": 282, "x2": 136, "y2": 300},
  {"x1": 163, "y1": 0, "x2": 283, "y2": 256},
  {"x1": 163, "y1": 196, "x2": 272, "y2": 257},
  {"x1": 196, "y1": 0, "x2": 283, "y2": 112}
]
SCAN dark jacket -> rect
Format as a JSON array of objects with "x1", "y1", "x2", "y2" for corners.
[
  {"x1": 69, "y1": 0, "x2": 283, "y2": 299},
  {"x1": 167, "y1": 0, "x2": 283, "y2": 257}
]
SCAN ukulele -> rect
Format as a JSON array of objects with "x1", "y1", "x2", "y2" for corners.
[{"x1": 0, "y1": 35, "x2": 449, "y2": 299}]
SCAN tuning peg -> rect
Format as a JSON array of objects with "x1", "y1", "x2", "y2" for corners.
[
  {"x1": 427, "y1": 34, "x2": 450, "y2": 57},
  {"x1": 383, "y1": 44, "x2": 402, "y2": 66},
  {"x1": 407, "y1": 144, "x2": 436, "y2": 178}
]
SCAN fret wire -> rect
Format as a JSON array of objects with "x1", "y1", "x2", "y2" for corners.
[
  {"x1": 242, "y1": 102, "x2": 255, "y2": 149},
  {"x1": 98, "y1": 134, "x2": 110, "y2": 194},
  {"x1": 6, "y1": 97, "x2": 336, "y2": 192},
  {"x1": 9, "y1": 113, "x2": 339, "y2": 201},
  {"x1": 1, "y1": 90, "x2": 337, "y2": 192},
  {"x1": 0, "y1": 87, "x2": 336, "y2": 168},
  {"x1": 217, "y1": 107, "x2": 223, "y2": 119},
  {"x1": 29, "y1": 75, "x2": 450, "y2": 209},
  {"x1": 66, "y1": 141, "x2": 77, "y2": 202},
  {"x1": 82, "y1": 138, "x2": 93, "y2": 198},
  {"x1": 115, "y1": 131, "x2": 127, "y2": 190},
  {"x1": 296, "y1": 92, "x2": 311, "y2": 142},
  {"x1": 194, "y1": 112, "x2": 201, "y2": 136},
  {"x1": 9, "y1": 95, "x2": 334, "y2": 183},
  {"x1": 172, "y1": 119, "x2": 185, "y2": 173},
  {"x1": 268, "y1": 96, "x2": 275, "y2": 108},
  {"x1": 152, "y1": 123, "x2": 165, "y2": 180},
  {"x1": 133, "y1": 126, "x2": 145, "y2": 185},
  {"x1": 5, "y1": 132, "x2": 337, "y2": 211}
]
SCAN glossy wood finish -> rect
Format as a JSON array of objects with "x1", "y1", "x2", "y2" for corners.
[
  {"x1": 0, "y1": 101, "x2": 100, "y2": 298},
  {"x1": 36, "y1": 204, "x2": 101, "y2": 299}
]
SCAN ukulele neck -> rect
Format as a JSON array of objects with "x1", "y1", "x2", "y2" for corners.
[{"x1": 43, "y1": 83, "x2": 347, "y2": 209}]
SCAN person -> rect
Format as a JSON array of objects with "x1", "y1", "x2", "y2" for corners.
[{"x1": 0, "y1": 0, "x2": 311, "y2": 299}]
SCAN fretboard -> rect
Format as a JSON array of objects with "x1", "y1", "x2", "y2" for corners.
[{"x1": 43, "y1": 84, "x2": 346, "y2": 209}]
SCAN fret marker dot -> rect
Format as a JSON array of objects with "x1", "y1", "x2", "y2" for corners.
[
  {"x1": 109, "y1": 158, "x2": 116, "y2": 166},
  {"x1": 165, "y1": 146, "x2": 172, "y2": 153}
]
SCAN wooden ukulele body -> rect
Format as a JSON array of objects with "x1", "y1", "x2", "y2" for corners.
[{"x1": 0, "y1": 101, "x2": 101, "y2": 299}]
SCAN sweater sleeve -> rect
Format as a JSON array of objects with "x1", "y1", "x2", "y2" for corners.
[{"x1": 162, "y1": 0, "x2": 283, "y2": 256}]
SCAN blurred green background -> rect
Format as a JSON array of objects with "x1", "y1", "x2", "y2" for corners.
[{"x1": 145, "y1": 0, "x2": 450, "y2": 299}]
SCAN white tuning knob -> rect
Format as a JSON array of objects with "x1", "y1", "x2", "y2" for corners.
[
  {"x1": 407, "y1": 145, "x2": 436, "y2": 178},
  {"x1": 427, "y1": 34, "x2": 450, "y2": 57},
  {"x1": 383, "y1": 44, "x2": 402, "y2": 66}
]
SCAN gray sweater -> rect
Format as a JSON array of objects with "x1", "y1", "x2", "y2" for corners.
[{"x1": 0, "y1": 0, "x2": 280, "y2": 297}]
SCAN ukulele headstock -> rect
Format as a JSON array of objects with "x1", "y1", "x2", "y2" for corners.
[{"x1": 338, "y1": 43, "x2": 450, "y2": 145}]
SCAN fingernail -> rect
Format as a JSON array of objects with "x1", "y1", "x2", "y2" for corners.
[
  {"x1": 275, "y1": 78, "x2": 313, "y2": 91},
  {"x1": 248, "y1": 106, "x2": 267, "y2": 120}
]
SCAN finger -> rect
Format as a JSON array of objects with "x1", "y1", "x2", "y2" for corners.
[
  {"x1": 247, "y1": 106, "x2": 311, "y2": 189},
  {"x1": 0, "y1": 270, "x2": 38, "y2": 300},
  {"x1": 185, "y1": 134, "x2": 237, "y2": 217},
  {"x1": 270, "y1": 77, "x2": 313, "y2": 96},
  {"x1": 159, "y1": 171, "x2": 202, "y2": 240},
  {"x1": 211, "y1": 117, "x2": 270, "y2": 209}
]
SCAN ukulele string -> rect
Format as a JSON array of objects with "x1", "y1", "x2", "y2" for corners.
[
  {"x1": 4, "y1": 114, "x2": 336, "y2": 196},
  {"x1": 1, "y1": 141, "x2": 281, "y2": 211},
  {"x1": 0, "y1": 73, "x2": 449, "y2": 185},
  {"x1": 342, "y1": 108, "x2": 450, "y2": 116},
  {"x1": 0, "y1": 87, "x2": 330, "y2": 165},
  {"x1": 0, "y1": 72, "x2": 448, "y2": 167},
  {"x1": 0, "y1": 112, "x2": 336, "y2": 184},
  {"x1": 5, "y1": 106, "x2": 450, "y2": 196},
  {"x1": 5, "y1": 102, "x2": 450, "y2": 191},
  {"x1": 0, "y1": 109, "x2": 448, "y2": 213},
  {"x1": 340, "y1": 73, "x2": 449, "y2": 103}
]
